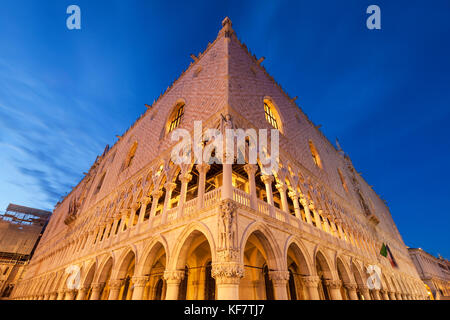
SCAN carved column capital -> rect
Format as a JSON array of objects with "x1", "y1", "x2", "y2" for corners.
[
  {"x1": 120, "y1": 209, "x2": 130, "y2": 217},
  {"x1": 269, "y1": 271, "x2": 290, "y2": 285},
  {"x1": 163, "y1": 270, "x2": 185, "y2": 284},
  {"x1": 301, "y1": 275, "x2": 320, "y2": 288},
  {"x1": 324, "y1": 279, "x2": 342, "y2": 289},
  {"x1": 211, "y1": 262, "x2": 244, "y2": 285},
  {"x1": 132, "y1": 276, "x2": 149, "y2": 287},
  {"x1": 275, "y1": 183, "x2": 288, "y2": 192},
  {"x1": 151, "y1": 190, "x2": 164, "y2": 199},
  {"x1": 288, "y1": 191, "x2": 299, "y2": 200},
  {"x1": 142, "y1": 196, "x2": 152, "y2": 205},
  {"x1": 260, "y1": 175, "x2": 274, "y2": 185},
  {"x1": 243, "y1": 163, "x2": 258, "y2": 176},
  {"x1": 196, "y1": 163, "x2": 211, "y2": 174},
  {"x1": 343, "y1": 282, "x2": 358, "y2": 290},
  {"x1": 179, "y1": 173, "x2": 193, "y2": 184},
  {"x1": 164, "y1": 182, "x2": 177, "y2": 192},
  {"x1": 108, "y1": 279, "x2": 124, "y2": 290}
]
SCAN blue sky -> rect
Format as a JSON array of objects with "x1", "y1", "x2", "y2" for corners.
[{"x1": 0, "y1": 0, "x2": 449, "y2": 258}]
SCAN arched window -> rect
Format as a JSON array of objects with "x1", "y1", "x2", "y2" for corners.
[
  {"x1": 263, "y1": 99, "x2": 282, "y2": 131},
  {"x1": 337, "y1": 169, "x2": 348, "y2": 193},
  {"x1": 168, "y1": 103, "x2": 185, "y2": 133},
  {"x1": 123, "y1": 141, "x2": 138, "y2": 170},
  {"x1": 309, "y1": 140, "x2": 323, "y2": 169}
]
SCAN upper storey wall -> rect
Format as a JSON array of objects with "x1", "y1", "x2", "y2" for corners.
[{"x1": 227, "y1": 34, "x2": 403, "y2": 245}]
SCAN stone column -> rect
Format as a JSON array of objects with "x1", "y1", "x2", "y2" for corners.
[
  {"x1": 138, "y1": 196, "x2": 151, "y2": 224},
  {"x1": 222, "y1": 155, "x2": 233, "y2": 200},
  {"x1": 150, "y1": 190, "x2": 163, "y2": 217},
  {"x1": 128, "y1": 203, "x2": 140, "y2": 228},
  {"x1": 244, "y1": 164, "x2": 258, "y2": 210},
  {"x1": 119, "y1": 209, "x2": 130, "y2": 232},
  {"x1": 320, "y1": 211, "x2": 331, "y2": 233},
  {"x1": 288, "y1": 192, "x2": 301, "y2": 220},
  {"x1": 275, "y1": 183, "x2": 289, "y2": 214},
  {"x1": 64, "y1": 289, "x2": 77, "y2": 300},
  {"x1": 380, "y1": 289, "x2": 390, "y2": 300},
  {"x1": 161, "y1": 182, "x2": 177, "y2": 224},
  {"x1": 90, "y1": 283, "x2": 105, "y2": 300},
  {"x1": 372, "y1": 289, "x2": 381, "y2": 300},
  {"x1": 43, "y1": 293, "x2": 50, "y2": 300},
  {"x1": 76, "y1": 287, "x2": 89, "y2": 300},
  {"x1": 177, "y1": 173, "x2": 192, "y2": 218},
  {"x1": 261, "y1": 175, "x2": 275, "y2": 217},
  {"x1": 196, "y1": 163, "x2": 210, "y2": 209},
  {"x1": 164, "y1": 270, "x2": 185, "y2": 300},
  {"x1": 388, "y1": 291, "x2": 397, "y2": 300},
  {"x1": 108, "y1": 280, "x2": 123, "y2": 300},
  {"x1": 56, "y1": 290, "x2": 65, "y2": 300},
  {"x1": 49, "y1": 292, "x2": 58, "y2": 300},
  {"x1": 110, "y1": 216, "x2": 120, "y2": 237},
  {"x1": 360, "y1": 286, "x2": 372, "y2": 300},
  {"x1": 310, "y1": 206, "x2": 322, "y2": 230},
  {"x1": 325, "y1": 280, "x2": 342, "y2": 300},
  {"x1": 212, "y1": 262, "x2": 244, "y2": 300},
  {"x1": 300, "y1": 197, "x2": 313, "y2": 224},
  {"x1": 344, "y1": 283, "x2": 359, "y2": 300},
  {"x1": 396, "y1": 292, "x2": 403, "y2": 300},
  {"x1": 269, "y1": 271, "x2": 290, "y2": 300},
  {"x1": 301, "y1": 276, "x2": 321, "y2": 300},
  {"x1": 131, "y1": 276, "x2": 149, "y2": 300}
]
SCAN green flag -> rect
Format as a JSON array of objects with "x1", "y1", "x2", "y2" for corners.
[{"x1": 380, "y1": 243, "x2": 387, "y2": 257}]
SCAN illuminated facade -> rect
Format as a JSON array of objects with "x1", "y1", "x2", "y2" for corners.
[
  {"x1": 11, "y1": 18, "x2": 427, "y2": 300},
  {"x1": 408, "y1": 248, "x2": 450, "y2": 300},
  {"x1": 0, "y1": 204, "x2": 51, "y2": 299}
]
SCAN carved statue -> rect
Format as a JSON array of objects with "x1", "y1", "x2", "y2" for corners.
[
  {"x1": 220, "y1": 114, "x2": 234, "y2": 133},
  {"x1": 218, "y1": 200, "x2": 237, "y2": 253}
]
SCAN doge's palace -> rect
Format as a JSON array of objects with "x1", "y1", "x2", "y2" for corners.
[{"x1": 11, "y1": 18, "x2": 428, "y2": 301}]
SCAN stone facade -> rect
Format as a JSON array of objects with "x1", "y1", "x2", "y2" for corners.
[
  {"x1": 11, "y1": 18, "x2": 427, "y2": 300},
  {"x1": 408, "y1": 248, "x2": 450, "y2": 300},
  {"x1": 0, "y1": 204, "x2": 51, "y2": 299}
]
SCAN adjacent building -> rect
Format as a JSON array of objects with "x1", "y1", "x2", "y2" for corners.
[
  {"x1": 0, "y1": 204, "x2": 51, "y2": 299},
  {"x1": 11, "y1": 18, "x2": 428, "y2": 300},
  {"x1": 408, "y1": 248, "x2": 450, "y2": 300}
]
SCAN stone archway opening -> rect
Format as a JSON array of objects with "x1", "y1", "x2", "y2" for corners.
[
  {"x1": 141, "y1": 242, "x2": 167, "y2": 300},
  {"x1": 286, "y1": 242, "x2": 311, "y2": 300},
  {"x1": 315, "y1": 251, "x2": 333, "y2": 300},
  {"x1": 240, "y1": 231, "x2": 278, "y2": 300},
  {"x1": 116, "y1": 251, "x2": 136, "y2": 300},
  {"x1": 97, "y1": 257, "x2": 113, "y2": 300},
  {"x1": 175, "y1": 230, "x2": 214, "y2": 300}
]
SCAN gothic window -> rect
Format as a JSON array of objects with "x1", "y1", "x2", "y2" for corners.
[
  {"x1": 94, "y1": 172, "x2": 106, "y2": 195},
  {"x1": 337, "y1": 169, "x2": 348, "y2": 193},
  {"x1": 123, "y1": 142, "x2": 138, "y2": 170},
  {"x1": 309, "y1": 140, "x2": 323, "y2": 169},
  {"x1": 264, "y1": 100, "x2": 279, "y2": 130},
  {"x1": 168, "y1": 103, "x2": 185, "y2": 133}
]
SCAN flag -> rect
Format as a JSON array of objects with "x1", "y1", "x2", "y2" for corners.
[
  {"x1": 386, "y1": 244, "x2": 398, "y2": 268},
  {"x1": 380, "y1": 243, "x2": 387, "y2": 257}
]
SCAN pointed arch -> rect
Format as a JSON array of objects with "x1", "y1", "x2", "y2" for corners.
[
  {"x1": 240, "y1": 221, "x2": 283, "y2": 270},
  {"x1": 170, "y1": 222, "x2": 216, "y2": 271},
  {"x1": 283, "y1": 236, "x2": 313, "y2": 276}
]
